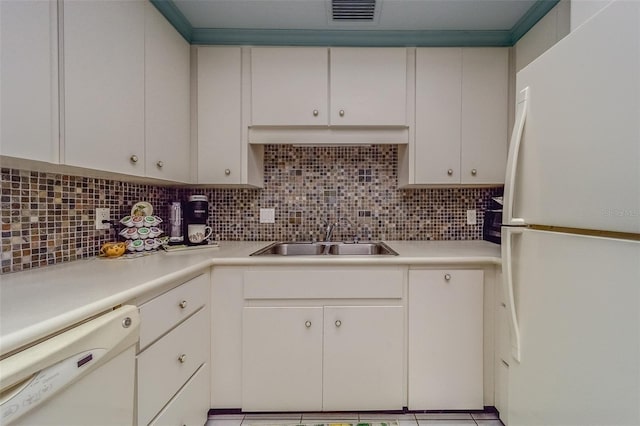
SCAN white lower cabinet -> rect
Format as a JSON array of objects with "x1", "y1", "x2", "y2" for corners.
[
  {"x1": 242, "y1": 307, "x2": 324, "y2": 411},
  {"x1": 322, "y1": 306, "x2": 404, "y2": 410},
  {"x1": 408, "y1": 269, "x2": 484, "y2": 410},
  {"x1": 242, "y1": 305, "x2": 403, "y2": 412},
  {"x1": 149, "y1": 363, "x2": 210, "y2": 426},
  {"x1": 135, "y1": 272, "x2": 211, "y2": 426},
  {"x1": 240, "y1": 266, "x2": 406, "y2": 412}
]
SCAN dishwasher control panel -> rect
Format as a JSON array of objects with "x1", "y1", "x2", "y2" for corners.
[{"x1": 1, "y1": 348, "x2": 107, "y2": 424}]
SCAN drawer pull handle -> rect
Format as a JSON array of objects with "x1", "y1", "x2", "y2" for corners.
[
  {"x1": 130, "y1": 154, "x2": 139, "y2": 163},
  {"x1": 305, "y1": 321, "x2": 312, "y2": 328},
  {"x1": 447, "y1": 169, "x2": 453, "y2": 176},
  {"x1": 225, "y1": 168, "x2": 231, "y2": 176},
  {"x1": 335, "y1": 320, "x2": 342, "y2": 327},
  {"x1": 313, "y1": 109, "x2": 319, "y2": 117},
  {"x1": 339, "y1": 109, "x2": 345, "y2": 117},
  {"x1": 444, "y1": 273, "x2": 451, "y2": 281},
  {"x1": 178, "y1": 354, "x2": 187, "y2": 364},
  {"x1": 179, "y1": 300, "x2": 187, "y2": 309},
  {"x1": 156, "y1": 160, "x2": 164, "y2": 168},
  {"x1": 471, "y1": 168, "x2": 477, "y2": 176}
]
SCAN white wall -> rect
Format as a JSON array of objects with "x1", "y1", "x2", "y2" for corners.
[
  {"x1": 570, "y1": 0, "x2": 612, "y2": 31},
  {"x1": 514, "y1": 1, "x2": 571, "y2": 72}
]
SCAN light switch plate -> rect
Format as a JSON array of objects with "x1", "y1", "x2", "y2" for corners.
[
  {"x1": 260, "y1": 208, "x2": 275, "y2": 224},
  {"x1": 466, "y1": 209, "x2": 477, "y2": 225}
]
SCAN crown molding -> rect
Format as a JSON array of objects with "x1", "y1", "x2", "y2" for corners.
[
  {"x1": 510, "y1": 0, "x2": 560, "y2": 43},
  {"x1": 149, "y1": 0, "x2": 192, "y2": 42},
  {"x1": 151, "y1": 0, "x2": 558, "y2": 47},
  {"x1": 191, "y1": 28, "x2": 512, "y2": 47}
]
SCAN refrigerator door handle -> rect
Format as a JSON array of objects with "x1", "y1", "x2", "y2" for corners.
[
  {"x1": 502, "y1": 227, "x2": 523, "y2": 363},
  {"x1": 503, "y1": 87, "x2": 529, "y2": 226}
]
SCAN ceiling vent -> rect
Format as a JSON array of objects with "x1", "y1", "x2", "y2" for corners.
[{"x1": 331, "y1": 0, "x2": 377, "y2": 22}]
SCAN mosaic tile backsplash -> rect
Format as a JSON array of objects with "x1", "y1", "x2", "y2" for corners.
[{"x1": 2, "y1": 145, "x2": 501, "y2": 273}]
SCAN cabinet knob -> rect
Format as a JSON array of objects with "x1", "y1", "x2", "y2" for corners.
[
  {"x1": 335, "y1": 320, "x2": 342, "y2": 327},
  {"x1": 156, "y1": 160, "x2": 164, "y2": 168},
  {"x1": 339, "y1": 109, "x2": 345, "y2": 117},
  {"x1": 130, "y1": 155, "x2": 138, "y2": 163},
  {"x1": 447, "y1": 169, "x2": 453, "y2": 176},
  {"x1": 305, "y1": 321, "x2": 312, "y2": 328},
  {"x1": 179, "y1": 300, "x2": 187, "y2": 309},
  {"x1": 313, "y1": 109, "x2": 319, "y2": 117},
  {"x1": 471, "y1": 169, "x2": 477, "y2": 176},
  {"x1": 444, "y1": 273, "x2": 451, "y2": 281},
  {"x1": 178, "y1": 354, "x2": 187, "y2": 363},
  {"x1": 225, "y1": 169, "x2": 231, "y2": 176}
]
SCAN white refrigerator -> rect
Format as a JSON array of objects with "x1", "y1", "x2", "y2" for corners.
[{"x1": 501, "y1": 1, "x2": 640, "y2": 425}]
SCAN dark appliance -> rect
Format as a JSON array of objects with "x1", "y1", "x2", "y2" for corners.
[
  {"x1": 184, "y1": 195, "x2": 209, "y2": 245},
  {"x1": 483, "y1": 196, "x2": 503, "y2": 244}
]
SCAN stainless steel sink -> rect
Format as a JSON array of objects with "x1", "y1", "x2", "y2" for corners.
[
  {"x1": 327, "y1": 242, "x2": 397, "y2": 255},
  {"x1": 250, "y1": 241, "x2": 398, "y2": 256}
]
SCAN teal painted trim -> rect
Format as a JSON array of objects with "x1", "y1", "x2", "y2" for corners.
[
  {"x1": 510, "y1": 0, "x2": 560, "y2": 44},
  {"x1": 149, "y1": 0, "x2": 193, "y2": 42},
  {"x1": 154, "y1": 0, "x2": 557, "y2": 47},
  {"x1": 191, "y1": 28, "x2": 512, "y2": 47}
]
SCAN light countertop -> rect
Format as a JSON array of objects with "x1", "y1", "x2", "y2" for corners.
[{"x1": 0, "y1": 240, "x2": 500, "y2": 356}]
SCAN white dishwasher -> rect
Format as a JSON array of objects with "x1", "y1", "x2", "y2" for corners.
[{"x1": 0, "y1": 305, "x2": 140, "y2": 426}]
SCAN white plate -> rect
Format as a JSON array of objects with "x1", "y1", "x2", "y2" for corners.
[{"x1": 131, "y1": 201, "x2": 153, "y2": 217}]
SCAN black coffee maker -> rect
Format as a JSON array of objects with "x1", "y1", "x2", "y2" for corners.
[{"x1": 184, "y1": 195, "x2": 209, "y2": 245}]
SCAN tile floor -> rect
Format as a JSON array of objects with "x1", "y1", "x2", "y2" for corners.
[{"x1": 205, "y1": 412, "x2": 504, "y2": 426}]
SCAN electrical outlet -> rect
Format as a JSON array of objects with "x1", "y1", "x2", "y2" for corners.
[
  {"x1": 259, "y1": 208, "x2": 275, "y2": 224},
  {"x1": 466, "y1": 209, "x2": 477, "y2": 225},
  {"x1": 95, "y1": 208, "x2": 111, "y2": 230}
]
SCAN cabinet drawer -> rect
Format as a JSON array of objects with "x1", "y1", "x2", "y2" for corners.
[
  {"x1": 137, "y1": 307, "x2": 209, "y2": 426},
  {"x1": 139, "y1": 273, "x2": 208, "y2": 350},
  {"x1": 244, "y1": 267, "x2": 404, "y2": 299},
  {"x1": 149, "y1": 363, "x2": 210, "y2": 426}
]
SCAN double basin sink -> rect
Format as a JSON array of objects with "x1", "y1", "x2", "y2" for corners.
[{"x1": 250, "y1": 241, "x2": 398, "y2": 256}]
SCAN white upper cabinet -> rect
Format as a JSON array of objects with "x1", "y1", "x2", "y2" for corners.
[
  {"x1": 330, "y1": 47, "x2": 407, "y2": 126},
  {"x1": 144, "y1": 3, "x2": 190, "y2": 182},
  {"x1": 251, "y1": 47, "x2": 329, "y2": 126},
  {"x1": 1, "y1": 0, "x2": 59, "y2": 163},
  {"x1": 460, "y1": 48, "x2": 508, "y2": 184},
  {"x1": 250, "y1": 47, "x2": 407, "y2": 127},
  {"x1": 63, "y1": 0, "x2": 145, "y2": 176},
  {"x1": 404, "y1": 47, "x2": 508, "y2": 186},
  {"x1": 414, "y1": 48, "x2": 463, "y2": 184},
  {"x1": 197, "y1": 47, "x2": 264, "y2": 186}
]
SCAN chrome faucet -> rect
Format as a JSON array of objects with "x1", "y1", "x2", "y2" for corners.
[
  {"x1": 323, "y1": 219, "x2": 337, "y2": 242},
  {"x1": 322, "y1": 217, "x2": 358, "y2": 243}
]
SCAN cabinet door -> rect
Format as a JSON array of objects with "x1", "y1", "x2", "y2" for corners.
[
  {"x1": 415, "y1": 48, "x2": 462, "y2": 184},
  {"x1": 323, "y1": 306, "x2": 404, "y2": 411},
  {"x1": 251, "y1": 47, "x2": 328, "y2": 126},
  {"x1": 330, "y1": 48, "x2": 407, "y2": 126},
  {"x1": 144, "y1": 3, "x2": 190, "y2": 182},
  {"x1": 461, "y1": 48, "x2": 508, "y2": 184},
  {"x1": 149, "y1": 363, "x2": 210, "y2": 426},
  {"x1": 211, "y1": 268, "x2": 244, "y2": 408},
  {"x1": 197, "y1": 47, "x2": 243, "y2": 184},
  {"x1": 408, "y1": 269, "x2": 484, "y2": 410},
  {"x1": 1, "y1": 0, "x2": 58, "y2": 163},
  {"x1": 242, "y1": 307, "x2": 323, "y2": 411},
  {"x1": 63, "y1": 0, "x2": 145, "y2": 175}
]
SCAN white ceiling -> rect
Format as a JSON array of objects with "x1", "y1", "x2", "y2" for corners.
[{"x1": 172, "y1": 0, "x2": 538, "y2": 31}]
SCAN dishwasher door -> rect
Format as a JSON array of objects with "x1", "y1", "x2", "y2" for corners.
[{"x1": 0, "y1": 305, "x2": 140, "y2": 426}]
